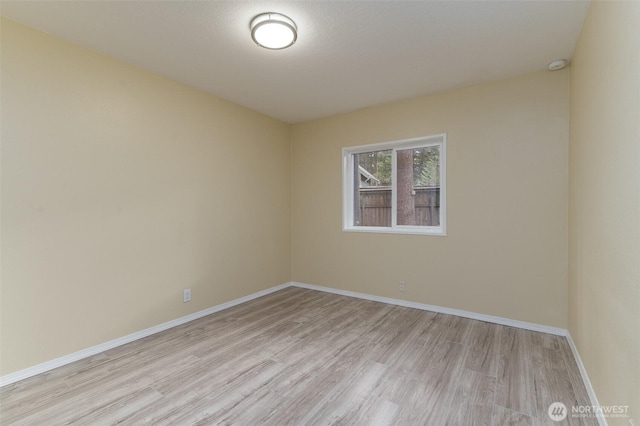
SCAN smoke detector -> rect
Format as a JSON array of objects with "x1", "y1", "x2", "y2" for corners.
[{"x1": 548, "y1": 59, "x2": 568, "y2": 71}]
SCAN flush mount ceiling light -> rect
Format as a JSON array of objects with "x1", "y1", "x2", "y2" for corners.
[{"x1": 250, "y1": 12, "x2": 297, "y2": 50}]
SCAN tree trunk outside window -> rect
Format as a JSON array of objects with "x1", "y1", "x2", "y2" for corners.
[{"x1": 397, "y1": 149, "x2": 416, "y2": 225}]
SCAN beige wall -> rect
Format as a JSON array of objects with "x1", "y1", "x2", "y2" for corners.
[
  {"x1": 569, "y1": 2, "x2": 640, "y2": 423},
  {"x1": 0, "y1": 19, "x2": 291, "y2": 375},
  {"x1": 8, "y1": 12, "x2": 637, "y2": 420},
  {"x1": 291, "y1": 70, "x2": 570, "y2": 328}
]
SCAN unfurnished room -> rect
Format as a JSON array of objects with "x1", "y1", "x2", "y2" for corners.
[{"x1": 0, "y1": 1, "x2": 638, "y2": 425}]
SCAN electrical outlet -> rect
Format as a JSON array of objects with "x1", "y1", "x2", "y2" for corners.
[
  {"x1": 183, "y1": 288, "x2": 191, "y2": 303},
  {"x1": 398, "y1": 281, "x2": 406, "y2": 292}
]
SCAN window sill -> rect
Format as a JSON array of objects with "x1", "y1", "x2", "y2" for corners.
[{"x1": 343, "y1": 226, "x2": 446, "y2": 236}]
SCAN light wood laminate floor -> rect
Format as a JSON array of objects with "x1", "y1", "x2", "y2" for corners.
[{"x1": 1, "y1": 287, "x2": 596, "y2": 425}]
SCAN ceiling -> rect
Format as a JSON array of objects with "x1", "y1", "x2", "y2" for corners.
[{"x1": 1, "y1": 1, "x2": 590, "y2": 124}]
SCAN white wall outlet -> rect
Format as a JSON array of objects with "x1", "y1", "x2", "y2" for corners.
[
  {"x1": 183, "y1": 288, "x2": 191, "y2": 303},
  {"x1": 398, "y1": 281, "x2": 406, "y2": 292}
]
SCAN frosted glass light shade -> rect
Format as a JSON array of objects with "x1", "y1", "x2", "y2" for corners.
[{"x1": 250, "y1": 13, "x2": 297, "y2": 50}]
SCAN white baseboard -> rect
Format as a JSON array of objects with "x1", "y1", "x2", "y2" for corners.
[
  {"x1": 1, "y1": 278, "x2": 603, "y2": 426},
  {"x1": 291, "y1": 281, "x2": 567, "y2": 336},
  {"x1": 293, "y1": 281, "x2": 607, "y2": 425},
  {"x1": 0, "y1": 282, "x2": 290, "y2": 387},
  {"x1": 565, "y1": 332, "x2": 607, "y2": 426}
]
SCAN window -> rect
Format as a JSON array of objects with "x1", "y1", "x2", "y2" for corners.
[{"x1": 342, "y1": 134, "x2": 446, "y2": 236}]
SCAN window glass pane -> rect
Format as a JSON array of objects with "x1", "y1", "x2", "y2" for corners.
[
  {"x1": 344, "y1": 135, "x2": 445, "y2": 235},
  {"x1": 397, "y1": 146, "x2": 440, "y2": 226},
  {"x1": 353, "y1": 149, "x2": 392, "y2": 227}
]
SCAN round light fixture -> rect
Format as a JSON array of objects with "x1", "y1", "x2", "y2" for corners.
[
  {"x1": 548, "y1": 59, "x2": 567, "y2": 71},
  {"x1": 250, "y1": 12, "x2": 297, "y2": 50}
]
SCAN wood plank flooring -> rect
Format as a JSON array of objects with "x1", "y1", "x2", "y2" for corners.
[{"x1": 0, "y1": 287, "x2": 596, "y2": 425}]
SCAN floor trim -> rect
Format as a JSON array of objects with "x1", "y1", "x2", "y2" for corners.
[
  {"x1": 293, "y1": 281, "x2": 607, "y2": 425},
  {"x1": 0, "y1": 282, "x2": 290, "y2": 387},
  {"x1": 291, "y1": 281, "x2": 567, "y2": 336},
  {"x1": 565, "y1": 332, "x2": 607, "y2": 426},
  {"x1": 0, "y1": 280, "x2": 604, "y2": 425}
]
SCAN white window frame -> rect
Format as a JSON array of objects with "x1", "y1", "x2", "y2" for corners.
[{"x1": 342, "y1": 134, "x2": 446, "y2": 236}]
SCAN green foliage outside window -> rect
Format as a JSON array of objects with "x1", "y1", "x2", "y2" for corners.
[{"x1": 357, "y1": 147, "x2": 439, "y2": 187}]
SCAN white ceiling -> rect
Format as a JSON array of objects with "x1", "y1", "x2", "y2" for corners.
[{"x1": 1, "y1": 1, "x2": 590, "y2": 124}]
